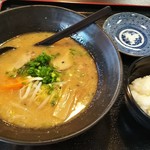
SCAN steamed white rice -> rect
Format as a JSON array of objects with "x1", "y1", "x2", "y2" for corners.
[{"x1": 129, "y1": 75, "x2": 150, "y2": 116}]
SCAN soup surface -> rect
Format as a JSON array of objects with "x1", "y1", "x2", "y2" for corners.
[{"x1": 0, "y1": 32, "x2": 98, "y2": 128}]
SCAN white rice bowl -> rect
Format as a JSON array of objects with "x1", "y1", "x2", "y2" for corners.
[{"x1": 129, "y1": 75, "x2": 150, "y2": 116}]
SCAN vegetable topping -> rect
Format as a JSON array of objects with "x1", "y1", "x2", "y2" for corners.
[
  {"x1": 1, "y1": 52, "x2": 63, "y2": 108},
  {"x1": 17, "y1": 52, "x2": 60, "y2": 84}
]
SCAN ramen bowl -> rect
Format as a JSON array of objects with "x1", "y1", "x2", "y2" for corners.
[
  {"x1": 125, "y1": 56, "x2": 150, "y2": 130},
  {"x1": 0, "y1": 5, "x2": 123, "y2": 145}
]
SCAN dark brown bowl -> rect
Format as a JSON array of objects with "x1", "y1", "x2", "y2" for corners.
[
  {"x1": 125, "y1": 56, "x2": 150, "y2": 130},
  {"x1": 0, "y1": 5, "x2": 123, "y2": 145}
]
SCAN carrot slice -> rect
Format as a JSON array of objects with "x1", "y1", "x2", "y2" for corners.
[{"x1": 0, "y1": 77, "x2": 27, "y2": 91}]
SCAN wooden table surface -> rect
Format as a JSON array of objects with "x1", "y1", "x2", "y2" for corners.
[{"x1": 23, "y1": 0, "x2": 150, "y2": 7}]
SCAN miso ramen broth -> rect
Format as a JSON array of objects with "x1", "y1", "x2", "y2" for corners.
[{"x1": 0, "y1": 32, "x2": 98, "y2": 128}]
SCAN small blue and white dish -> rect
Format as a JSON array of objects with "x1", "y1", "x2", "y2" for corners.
[{"x1": 103, "y1": 12, "x2": 150, "y2": 57}]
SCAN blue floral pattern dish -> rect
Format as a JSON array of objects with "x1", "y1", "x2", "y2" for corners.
[{"x1": 103, "y1": 12, "x2": 150, "y2": 57}]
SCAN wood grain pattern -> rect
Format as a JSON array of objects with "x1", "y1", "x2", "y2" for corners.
[{"x1": 23, "y1": 0, "x2": 150, "y2": 7}]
